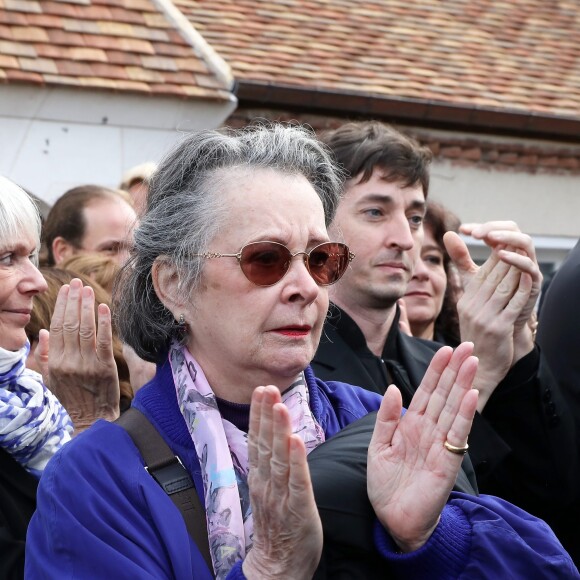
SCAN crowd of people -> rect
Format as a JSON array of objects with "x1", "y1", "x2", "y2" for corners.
[{"x1": 1, "y1": 120, "x2": 579, "y2": 579}]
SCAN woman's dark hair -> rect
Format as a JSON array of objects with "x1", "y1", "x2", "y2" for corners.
[{"x1": 423, "y1": 201, "x2": 462, "y2": 346}]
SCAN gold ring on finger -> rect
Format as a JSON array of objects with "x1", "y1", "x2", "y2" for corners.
[{"x1": 444, "y1": 440, "x2": 469, "y2": 455}]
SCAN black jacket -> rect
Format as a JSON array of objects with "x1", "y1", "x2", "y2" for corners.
[
  {"x1": 537, "y1": 238, "x2": 580, "y2": 417},
  {"x1": 536, "y1": 238, "x2": 580, "y2": 563},
  {"x1": 309, "y1": 411, "x2": 478, "y2": 579},
  {"x1": 312, "y1": 304, "x2": 580, "y2": 563},
  {"x1": 0, "y1": 448, "x2": 38, "y2": 580}
]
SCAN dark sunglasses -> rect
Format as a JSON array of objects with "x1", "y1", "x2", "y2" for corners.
[{"x1": 192, "y1": 241, "x2": 355, "y2": 287}]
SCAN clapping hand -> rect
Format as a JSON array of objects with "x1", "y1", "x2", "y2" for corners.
[
  {"x1": 243, "y1": 385, "x2": 323, "y2": 579},
  {"x1": 38, "y1": 278, "x2": 120, "y2": 434},
  {"x1": 444, "y1": 222, "x2": 541, "y2": 411},
  {"x1": 368, "y1": 342, "x2": 479, "y2": 552}
]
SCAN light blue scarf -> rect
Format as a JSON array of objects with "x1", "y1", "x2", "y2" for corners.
[{"x1": 0, "y1": 341, "x2": 73, "y2": 478}]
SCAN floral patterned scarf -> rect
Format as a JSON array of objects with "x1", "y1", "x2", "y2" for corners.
[
  {"x1": 0, "y1": 341, "x2": 73, "y2": 477},
  {"x1": 169, "y1": 341, "x2": 325, "y2": 579}
]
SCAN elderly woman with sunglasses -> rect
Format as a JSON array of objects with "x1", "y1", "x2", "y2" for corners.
[{"x1": 27, "y1": 125, "x2": 576, "y2": 579}]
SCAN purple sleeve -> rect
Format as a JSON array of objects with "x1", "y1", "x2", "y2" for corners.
[
  {"x1": 373, "y1": 502, "x2": 471, "y2": 578},
  {"x1": 374, "y1": 492, "x2": 578, "y2": 579}
]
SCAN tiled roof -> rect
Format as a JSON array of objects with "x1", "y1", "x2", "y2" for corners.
[
  {"x1": 176, "y1": 0, "x2": 580, "y2": 119},
  {"x1": 229, "y1": 107, "x2": 580, "y2": 175},
  {"x1": 0, "y1": 0, "x2": 232, "y2": 100}
]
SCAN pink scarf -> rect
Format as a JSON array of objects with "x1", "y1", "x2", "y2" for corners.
[{"x1": 169, "y1": 342, "x2": 325, "y2": 579}]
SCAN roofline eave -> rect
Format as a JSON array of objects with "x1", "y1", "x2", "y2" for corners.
[{"x1": 236, "y1": 80, "x2": 580, "y2": 142}]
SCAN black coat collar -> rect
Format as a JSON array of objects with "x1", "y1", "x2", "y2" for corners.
[{"x1": 313, "y1": 303, "x2": 441, "y2": 401}]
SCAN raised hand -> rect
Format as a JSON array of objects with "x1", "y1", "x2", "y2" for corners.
[
  {"x1": 397, "y1": 298, "x2": 412, "y2": 336},
  {"x1": 458, "y1": 221, "x2": 541, "y2": 340},
  {"x1": 367, "y1": 343, "x2": 479, "y2": 552},
  {"x1": 46, "y1": 278, "x2": 120, "y2": 433},
  {"x1": 444, "y1": 222, "x2": 541, "y2": 411},
  {"x1": 243, "y1": 385, "x2": 322, "y2": 579}
]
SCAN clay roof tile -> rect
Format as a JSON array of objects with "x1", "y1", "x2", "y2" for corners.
[
  {"x1": 175, "y1": 0, "x2": 580, "y2": 119},
  {"x1": 0, "y1": 0, "x2": 232, "y2": 100}
]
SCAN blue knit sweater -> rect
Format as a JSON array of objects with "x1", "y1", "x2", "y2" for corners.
[{"x1": 25, "y1": 359, "x2": 577, "y2": 579}]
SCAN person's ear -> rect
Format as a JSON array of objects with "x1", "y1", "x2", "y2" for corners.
[
  {"x1": 52, "y1": 237, "x2": 76, "y2": 265},
  {"x1": 152, "y1": 257, "x2": 184, "y2": 318}
]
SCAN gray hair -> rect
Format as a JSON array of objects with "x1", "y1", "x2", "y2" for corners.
[
  {"x1": 115, "y1": 123, "x2": 345, "y2": 362},
  {"x1": 0, "y1": 176, "x2": 42, "y2": 262}
]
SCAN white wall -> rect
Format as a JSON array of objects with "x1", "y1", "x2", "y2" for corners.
[
  {"x1": 429, "y1": 159, "x2": 580, "y2": 268},
  {"x1": 431, "y1": 161, "x2": 580, "y2": 238},
  {"x1": 0, "y1": 85, "x2": 237, "y2": 205}
]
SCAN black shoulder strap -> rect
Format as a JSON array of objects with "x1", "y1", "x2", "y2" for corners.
[{"x1": 115, "y1": 408, "x2": 213, "y2": 574}]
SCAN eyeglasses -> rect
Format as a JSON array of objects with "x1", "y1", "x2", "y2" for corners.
[{"x1": 192, "y1": 241, "x2": 355, "y2": 287}]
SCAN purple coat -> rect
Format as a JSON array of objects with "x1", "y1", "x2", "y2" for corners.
[{"x1": 26, "y1": 360, "x2": 577, "y2": 578}]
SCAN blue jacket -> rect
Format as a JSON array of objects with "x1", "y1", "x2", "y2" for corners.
[{"x1": 26, "y1": 359, "x2": 577, "y2": 579}]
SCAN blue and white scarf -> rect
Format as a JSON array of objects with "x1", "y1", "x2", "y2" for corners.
[{"x1": 0, "y1": 341, "x2": 73, "y2": 478}]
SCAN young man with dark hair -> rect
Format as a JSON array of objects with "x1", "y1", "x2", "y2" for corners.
[{"x1": 312, "y1": 120, "x2": 579, "y2": 562}]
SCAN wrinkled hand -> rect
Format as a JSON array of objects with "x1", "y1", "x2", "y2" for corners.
[
  {"x1": 458, "y1": 222, "x2": 541, "y2": 338},
  {"x1": 397, "y1": 298, "x2": 412, "y2": 336},
  {"x1": 243, "y1": 385, "x2": 322, "y2": 579},
  {"x1": 45, "y1": 278, "x2": 120, "y2": 434},
  {"x1": 368, "y1": 343, "x2": 479, "y2": 552},
  {"x1": 444, "y1": 222, "x2": 541, "y2": 411}
]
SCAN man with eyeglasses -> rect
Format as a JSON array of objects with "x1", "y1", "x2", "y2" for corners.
[
  {"x1": 312, "y1": 120, "x2": 579, "y2": 563},
  {"x1": 43, "y1": 185, "x2": 137, "y2": 267}
]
